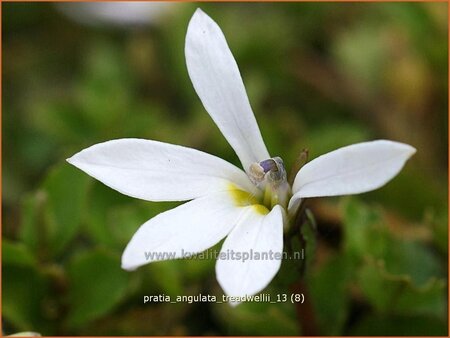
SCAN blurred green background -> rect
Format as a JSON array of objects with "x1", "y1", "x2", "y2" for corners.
[{"x1": 2, "y1": 2, "x2": 448, "y2": 336}]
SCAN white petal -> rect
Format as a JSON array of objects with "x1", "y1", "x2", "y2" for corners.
[
  {"x1": 185, "y1": 9, "x2": 270, "y2": 172},
  {"x1": 216, "y1": 205, "x2": 284, "y2": 298},
  {"x1": 121, "y1": 191, "x2": 248, "y2": 270},
  {"x1": 67, "y1": 138, "x2": 256, "y2": 202},
  {"x1": 288, "y1": 140, "x2": 416, "y2": 209}
]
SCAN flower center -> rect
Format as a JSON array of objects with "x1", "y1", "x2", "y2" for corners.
[{"x1": 248, "y1": 157, "x2": 291, "y2": 209}]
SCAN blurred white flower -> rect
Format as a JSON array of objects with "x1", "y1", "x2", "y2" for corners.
[
  {"x1": 57, "y1": 2, "x2": 175, "y2": 27},
  {"x1": 68, "y1": 9, "x2": 416, "y2": 300}
]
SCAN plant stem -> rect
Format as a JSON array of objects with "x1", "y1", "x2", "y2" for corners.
[
  {"x1": 290, "y1": 279, "x2": 319, "y2": 336},
  {"x1": 287, "y1": 199, "x2": 320, "y2": 335}
]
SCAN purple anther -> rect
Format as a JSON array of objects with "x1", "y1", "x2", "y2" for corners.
[{"x1": 259, "y1": 159, "x2": 277, "y2": 173}]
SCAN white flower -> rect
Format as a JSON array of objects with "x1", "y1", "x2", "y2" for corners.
[{"x1": 67, "y1": 9, "x2": 416, "y2": 299}]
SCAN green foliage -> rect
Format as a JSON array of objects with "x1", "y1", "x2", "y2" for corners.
[
  {"x1": 308, "y1": 255, "x2": 352, "y2": 335},
  {"x1": 213, "y1": 300, "x2": 298, "y2": 335},
  {"x1": 3, "y1": 2, "x2": 447, "y2": 336},
  {"x1": 3, "y1": 240, "x2": 36, "y2": 267},
  {"x1": 3, "y1": 265, "x2": 49, "y2": 332},
  {"x1": 350, "y1": 315, "x2": 447, "y2": 336},
  {"x1": 278, "y1": 209, "x2": 317, "y2": 286},
  {"x1": 44, "y1": 165, "x2": 90, "y2": 256},
  {"x1": 301, "y1": 209, "x2": 318, "y2": 274},
  {"x1": 66, "y1": 249, "x2": 129, "y2": 328},
  {"x1": 341, "y1": 198, "x2": 447, "y2": 335},
  {"x1": 358, "y1": 259, "x2": 446, "y2": 318},
  {"x1": 18, "y1": 164, "x2": 90, "y2": 258}
]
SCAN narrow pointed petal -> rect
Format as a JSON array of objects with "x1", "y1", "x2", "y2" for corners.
[
  {"x1": 67, "y1": 138, "x2": 256, "y2": 202},
  {"x1": 121, "y1": 191, "x2": 248, "y2": 270},
  {"x1": 185, "y1": 9, "x2": 270, "y2": 172},
  {"x1": 216, "y1": 205, "x2": 284, "y2": 298},
  {"x1": 288, "y1": 140, "x2": 416, "y2": 209}
]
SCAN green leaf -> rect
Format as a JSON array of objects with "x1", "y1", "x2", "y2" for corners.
[
  {"x1": 66, "y1": 249, "x2": 129, "y2": 328},
  {"x1": 32, "y1": 101, "x2": 93, "y2": 146},
  {"x1": 308, "y1": 255, "x2": 352, "y2": 335},
  {"x1": 343, "y1": 198, "x2": 443, "y2": 286},
  {"x1": 349, "y1": 314, "x2": 447, "y2": 336},
  {"x1": 146, "y1": 260, "x2": 185, "y2": 298},
  {"x1": 19, "y1": 164, "x2": 90, "y2": 258},
  {"x1": 213, "y1": 295, "x2": 299, "y2": 335},
  {"x1": 301, "y1": 209, "x2": 318, "y2": 273},
  {"x1": 108, "y1": 203, "x2": 161, "y2": 249},
  {"x1": 18, "y1": 191, "x2": 47, "y2": 254},
  {"x1": 83, "y1": 182, "x2": 135, "y2": 249},
  {"x1": 343, "y1": 198, "x2": 445, "y2": 319},
  {"x1": 2, "y1": 265, "x2": 49, "y2": 332},
  {"x1": 430, "y1": 209, "x2": 448, "y2": 255},
  {"x1": 2, "y1": 239, "x2": 36, "y2": 267},
  {"x1": 183, "y1": 252, "x2": 216, "y2": 282},
  {"x1": 76, "y1": 40, "x2": 132, "y2": 132},
  {"x1": 342, "y1": 197, "x2": 384, "y2": 260},
  {"x1": 395, "y1": 278, "x2": 447, "y2": 319},
  {"x1": 84, "y1": 181, "x2": 179, "y2": 250},
  {"x1": 382, "y1": 239, "x2": 443, "y2": 287},
  {"x1": 43, "y1": 164, "x2": 90, "y2": 256},
  {"x1": 369, "y1": 167, "x2": 447, "y2": 221},
  {"x1": 278, "y1": 208, "x2": 317, "y2": 286},
  {"x1": 358, "y1": 257, "x2": 446, "y2": 318}
]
